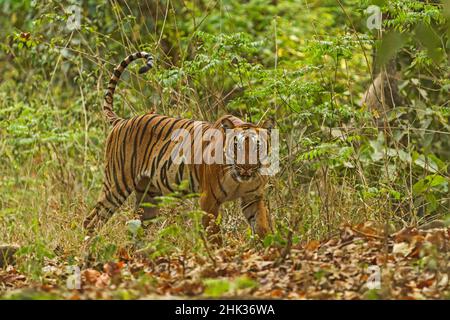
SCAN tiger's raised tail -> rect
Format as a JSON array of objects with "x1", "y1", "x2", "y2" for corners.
[{"x1": 103, "y1": 51, "x2": 153, "y2": 126}]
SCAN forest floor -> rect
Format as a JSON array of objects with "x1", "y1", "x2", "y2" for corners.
[{"x1": 0, "y1": 222, "x2": 449, "y2": 300}]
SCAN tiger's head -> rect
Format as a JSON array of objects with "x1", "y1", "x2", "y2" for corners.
[{"x1": 214, "y1": 115, "x2": 275, "y2": 183}]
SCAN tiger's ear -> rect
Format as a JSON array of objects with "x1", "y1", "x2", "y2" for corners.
[
  {"x1": 221, "y1": 117, "x2": 235, "y2": 130},
  {"x1": 261, "y1": 118, "x2": 275, "y2": 131}
]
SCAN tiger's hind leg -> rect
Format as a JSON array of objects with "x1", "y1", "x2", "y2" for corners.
[
  {"x1": 200, "y1": 193, "x2": 223, "y2": 246},
  {"x1": 83, "y1": 186, "x2": 128, "y2": 233},
  {"x1": 135, "y1": 177, "x2": 161, "y2": 221}
]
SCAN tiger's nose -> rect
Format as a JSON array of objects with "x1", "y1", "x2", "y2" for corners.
[{"x1": 239, "y1": 169, "x2": 252, "y2": 176}]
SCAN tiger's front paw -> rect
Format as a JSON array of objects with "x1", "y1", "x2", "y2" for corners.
[
  {"x1": 204, "y1": 213, "x2": 223, "y2": 246},
  {"x1": 206, "y1": 230, "x2": 223, "y2": 247}
]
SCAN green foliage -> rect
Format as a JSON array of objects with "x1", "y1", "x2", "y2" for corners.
[
  {"x1": 88, "y1": 236, "x2": 118, "y2": 263},
  {"x1": 204, "y1": 276, "x2": 257, "y2": 297}
]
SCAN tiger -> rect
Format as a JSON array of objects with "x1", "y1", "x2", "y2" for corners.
[{"x1": 83, "y1": 51, "x2": 274, "y2": 244}]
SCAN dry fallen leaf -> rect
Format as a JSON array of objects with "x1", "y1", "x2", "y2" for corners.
[
  {"x1": 394, "y1": 227, "x2": 419, "y2": 243},
  {"x1": 424, "y1": 230, "x2": 446, "y2": 249},
  {"x1": 393, "y1": 242, "x2": 410, "y2": 257},
  {"x1": 1, "y1": 223, "x2": 448, "y2": 300},
  {"x1": 353, "y1": 222, "x2": 383, "y2": 239},
  {"x1": 305, "y1": 240, "x2": 320, "y2": 252},
  {"x1": 82, "y1": 269, "x2": 101, "y2": 285},
  {"x1": 270, "y1": 289, "x2": 284, "y2": 298},
  {"x1": 103, "y1": 261, "x2": 124, "y2": 276},
  {"x1": 95, "y1": 273, "x2": 110, "y2": 288}
]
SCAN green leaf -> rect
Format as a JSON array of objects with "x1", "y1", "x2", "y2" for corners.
[
  {"x1": 158, "y1": 224, "x2": 180, "y2": 237},
  {"x1": 204, "y1": 279, "x2": 231, "y2": 297},
  {"x1": 234, "y1": 276, "x2": 257, "y2": 290},
  {"x1": 413, "y1": 175, "x2": 448, "y2": 195},
  {"x1": 425, "y1": 193, "x2": 438, "y2": 213},
  {"x1": 415, "y1": 22, "x2": 444, "y2": 63},
  {"x1": 263, "y1": 234, "x2": 274, "y2": 248},
  {"x1": 376, "y1": 31, "x2": 408, "y2": 66},
  {"x1": 414, "y1": 155, "x2": 439, "y2": 173},
  {"x1": 371, "y1": 0, "x2": 386, "y2": 6},
  {"x1": 398, "y1": 150, "x2": 412, "y2": 163}
]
